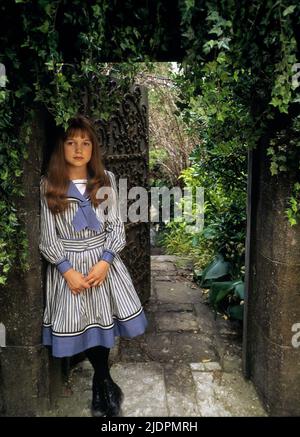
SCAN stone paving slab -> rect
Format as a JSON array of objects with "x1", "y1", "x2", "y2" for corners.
[
  {"x1": 154, "y1": 333, "x2": 212, "y2": 361},
  {"x1": 151, "y1": 255, "x2": 179, "y2": 263},
  {"x1": 191, "y1": 370, "x2": 266, "y2": 417},
  {"x1": 193, "y1": 303, "x2": 218, "y2": 335},
  {"x1": 145, "y1": 302, "x2": 194, "y2": 313},
  {"x1": 119, "y1": 332, "x2": 217, "y2": 364},
  {"x1": 151, "y1": 262, "x2": 177, "y2": 272},
  {"x1": 156, "y1": 281, "x2": 203, "y2": 304},
  {"x1": 164, "y1": 363, "x2": 199, "y2": 416},
  {"x1": 151, "y1": 255, "x2": 194, "y2": 271},
  {"x1": 190, "y1": 362, "x2": 222, "y2": 372},
  {"x1": 152, "y1": 275, "x2": 176, "y2": 281},
  {"x1": 119, "y1": 336, "x2": 152, "y2": 362},
  {"x1": 111, "y1": 362, "x2": 168, "y2": 417},
  {"x1": 156, "y1": 312, "x2": 200, "y2": 332}
]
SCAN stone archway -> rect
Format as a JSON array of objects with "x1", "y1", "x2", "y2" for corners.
[{"x1": 1, "y1": 80, "x2": 300, "y2": 417}]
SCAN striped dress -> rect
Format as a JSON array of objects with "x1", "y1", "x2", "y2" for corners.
[{"x1": 39, "y1": 170, "x2": 148, "y2": 357}]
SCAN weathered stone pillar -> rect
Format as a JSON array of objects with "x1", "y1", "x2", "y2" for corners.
[
  {"x1": 243, "y1": 139, "x2": 300, "y2": 416},
  {"x1": 0, "y1": 107, "x2": 62, "y2": 416}
]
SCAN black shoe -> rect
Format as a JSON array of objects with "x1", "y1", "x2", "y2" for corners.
[
  {"x1": 91, "y1": 374, "x2": 109, "y2": 417},
  {"x1": 103, "y1": 376, "x2": 124, "y2": 417}
]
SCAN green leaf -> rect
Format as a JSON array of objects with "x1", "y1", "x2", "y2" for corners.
[
  {"x1": 37, "y1": 21, "x2": 50, "y2": 34},
  {"x1": 227, "y1": 304, "x2": 244, "y2": 320},
  {"x1": 283, "y1": 5, "x2": 296, "y2": 16},
  {"x1": 209, "y1": 281, "x2": 235, "y2": 305},
  {"x1": 270, "y1": 161, "x2": 278, "y2": 175},
  {"x1": 279, "y1": 164, "x2": 287, "y2": 171},
  {"x1": 191, "y1": 235, "x2": 200, "y2": 247},
  {"x1": 92, "y1": 4, "x2": 101, "y2": 17},
  {"x1": 201, "y1": 254, "x2": 231, "y2": 287},
  {"x1": 233, "y1": 281, "x2": 244, "y2": 299},
  {"x1": 0, "y1": 276, "x2": 7, "y2": 285},
  {"x1": 208, "y1": 280, "x2": 244, "y2": 306}
]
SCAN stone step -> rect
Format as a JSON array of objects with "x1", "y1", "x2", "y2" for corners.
[
  {"x1": 164, "y1": 363, "x2": 199, "y2": 416},
  {"x1": 151, "y1": 255, "x2": 179, "y2": 263},
  {"x1": 155, "y1": 281, "x2": 202, "y2": 304},
  {"x1": 191, "y1": 370, "x2": 266, "y2": 416},
  {"x1": 111, "y1": 362, "x2": 168, "y2": 417},
  {"x1": 156, "y1": 311, "x2": 200, "y2": 333},
  {"x1": 119, "y1": 332, "x2": 218, "y2": 364},
  {"x1": 151, "y1": 261, "x2": 177, "y2": 272}
]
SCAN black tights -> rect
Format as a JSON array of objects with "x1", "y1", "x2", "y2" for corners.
[{"x1": 85, "y1": 345, "x2": 110, "y2": 382}]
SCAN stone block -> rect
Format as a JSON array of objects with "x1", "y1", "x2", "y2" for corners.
[{"x1": 0, "y1": 346, "x2": 51, "y2": 416}]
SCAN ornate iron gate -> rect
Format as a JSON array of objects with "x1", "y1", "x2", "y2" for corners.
[{"x1": 95, "y1": 84, "x2": 150, "y2": 304}]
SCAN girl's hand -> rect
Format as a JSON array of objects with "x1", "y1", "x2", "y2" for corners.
[
  {"x1": 85, "y1": 260, "x2": 110, "y2": 287},
  {"x1": 62, "y1": 268, "x2": 91, "y2": 295}
]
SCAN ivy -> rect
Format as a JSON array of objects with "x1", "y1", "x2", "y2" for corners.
[
  {"x1": 0, "y1": 0, "x2": 156, "y2": 284},
  {"x1": 0, "y1": 0, "x2": 299, "y2": 287},
  {"x1": 179, "y1": 0, "x2": 300, "y2": 223}
]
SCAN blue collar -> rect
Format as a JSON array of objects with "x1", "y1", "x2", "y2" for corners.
[{"x1": 67, "y1": 180, "x2": 102, "y2": 232}]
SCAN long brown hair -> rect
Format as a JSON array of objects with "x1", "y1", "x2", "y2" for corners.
[{"x1": 43, "y1": 114, "x2": 111, "y2": 214}]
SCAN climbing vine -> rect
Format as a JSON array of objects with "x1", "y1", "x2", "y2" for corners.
[
  {"x1": 178, "y1": 0, "x2": 300, "y2": 223},
  {"x1": 0, "y1": 0, "x2": 299, "y2": 285}
]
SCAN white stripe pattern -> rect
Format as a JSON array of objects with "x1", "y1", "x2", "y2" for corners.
[{"x1": 39, "y1": 170, "x2": 144, "y2": 338}]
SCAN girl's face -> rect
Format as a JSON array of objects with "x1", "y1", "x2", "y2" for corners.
[{"x1": 64, "y1": 129, "x2": 93, "y2": 170}]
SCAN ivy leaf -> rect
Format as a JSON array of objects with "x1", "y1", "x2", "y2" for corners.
[
  {"x1": 92, "y1": 4, "x2": 101, "y2": 17},
  {"x1": 15, "y1": 86, "x2": 31, "y2": 98},
  {"x1": 37, "y1": 21, "x2": 50, "y2": 34},
  {"x1": 270, "y1": 161, "x2": 278, "y2": 175},
  {"x1": 0, "y1": 277, "x2": 7, "y2": 286},
  {"x1": 283, "y1": 5, "x2": 296, "y2": 16},
  {"x1": 279, "y1": 164, "x2": 287, "y2": 171}
]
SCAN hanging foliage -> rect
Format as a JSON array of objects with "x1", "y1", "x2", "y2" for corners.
[{"x1": 0, "y1": 0, "x2": 299, "y2": 286}]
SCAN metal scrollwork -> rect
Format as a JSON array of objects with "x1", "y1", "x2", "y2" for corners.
[{"x1": 94, "y1": 84, "x2": 150, "y2": 304}]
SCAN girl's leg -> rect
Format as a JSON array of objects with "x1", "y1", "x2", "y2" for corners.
[
  {"x1": 85, "y1": 345, "x2": 110, "y2": 417},
  {"x1": 85, "y1": 345, "x2": 110, "y2": 381},
  {"x1": 85, "y1": 345, "x2": 123, "y2": 417}
]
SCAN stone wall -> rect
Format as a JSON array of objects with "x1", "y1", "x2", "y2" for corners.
[
  {"x1": 0, "y1": 108, "x2": 62, "y2": 416},
  {"x1": 243, "y1": 140, "x2": 300, "y2": 416}
]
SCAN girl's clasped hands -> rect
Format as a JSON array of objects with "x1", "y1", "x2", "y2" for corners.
[{"x1": 62, "y1": 260, "x2": 110, "y2": 294}]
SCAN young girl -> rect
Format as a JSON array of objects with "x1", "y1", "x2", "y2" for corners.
[{"x1": 39, "y1": 114, "x2": 148, "y2": 417}]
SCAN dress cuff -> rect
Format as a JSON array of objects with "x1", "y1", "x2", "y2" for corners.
[
  {"x1": 56, "y1": 258, "x2": 72, "y2": 274},
  {"x1": 100, "y1": 249, "x2": 116, "y2": 264}
]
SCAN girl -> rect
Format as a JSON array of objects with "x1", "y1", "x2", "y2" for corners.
[{"x1": 39, "y1": 114, "x2": 148, "y2": 417}]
